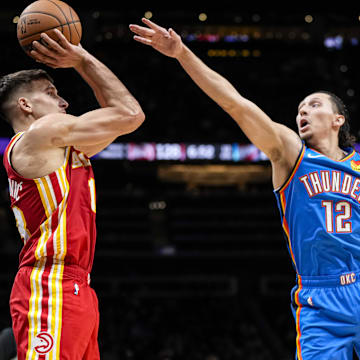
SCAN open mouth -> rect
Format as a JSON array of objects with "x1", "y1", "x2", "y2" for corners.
[{"x1": 300, "y1": 118, "x2": 309, "y2": 131}]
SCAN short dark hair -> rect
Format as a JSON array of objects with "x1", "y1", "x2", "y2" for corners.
[
  {"x1": 0, "y1": 69, "x2": 53, "y2": 124},
  {"x1": 314, "y1": 90, "x2": 356, "y2": 149}
]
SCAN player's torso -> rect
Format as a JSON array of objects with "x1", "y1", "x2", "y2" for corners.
[
  {"x1": 3, "y1": 133, "x2": 97, "y2": 272},
  {"x1": 275, "y1": 144, "x2": 360, "y2": 276}
]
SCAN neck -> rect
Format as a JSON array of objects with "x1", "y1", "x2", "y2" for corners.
[
  {"x1": 12, "y1": 117, "x2": 32, "y2": 134},
  {"x1": 13, "y1": 125, "x2": 27, "y2": 134},
  {"x1": 310, "y1": 141, "x2": 347, "y2": 161}
]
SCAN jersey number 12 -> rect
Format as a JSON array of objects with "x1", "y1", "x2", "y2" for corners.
[{"x1": 322, "y1": 200, "x2": 352, "y2": 233}]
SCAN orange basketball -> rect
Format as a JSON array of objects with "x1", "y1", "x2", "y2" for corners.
[{"x1": 17, "y1": 0, "x2": 82, "y2": 57}]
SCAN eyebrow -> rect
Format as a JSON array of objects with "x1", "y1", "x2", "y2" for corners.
[
  {"x1": 45, "y1": 84, "x2": 56, "y2": 90},
  {"x1": 44, "y1": 84, "x2": 58, "y2": 94},
  {"x1": 298, "y1": 97, "x2": 323, "y2": 111}
]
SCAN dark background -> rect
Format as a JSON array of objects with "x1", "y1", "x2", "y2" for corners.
[{"x1": 1, "y1": 3, "x2": 360, "y2": 359}]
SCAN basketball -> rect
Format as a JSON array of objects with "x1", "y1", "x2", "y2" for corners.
[{"x1": 17, "y1": 0, "x2": 82, "y2": 57}]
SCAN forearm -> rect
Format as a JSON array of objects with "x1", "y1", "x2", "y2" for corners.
[
  {"x1": 175, "y1": 44, "x2": 296, "y2": 161},
  {"x1": 74, "y1": 49, "x2": 141, "y2": 112},
  {"x1": 176, "y1": 45, "x2": 241, "y2": 112}
]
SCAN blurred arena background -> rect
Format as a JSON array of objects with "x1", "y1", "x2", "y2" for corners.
[{"x1": 1, "y1": 3, "x2": 360, "y2": 359}]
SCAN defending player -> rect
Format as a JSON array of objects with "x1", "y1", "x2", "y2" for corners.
[
  {"x1": 1, "y1": 29, "x2": 144, "y2": 359},
  {"x1": 130, "y1": 18, "x2": 360, "y2": 359}
]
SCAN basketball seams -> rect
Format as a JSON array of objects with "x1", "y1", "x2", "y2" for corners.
[
  {"x1": 68, "y1": 6, "x2": 81, "y2": 41},
  {"x1": 46, "y1": 0, "x2": 71, "y2": 42},
  {"x1": 19, "y1": 21, "x2": 80, "y2": 42}
]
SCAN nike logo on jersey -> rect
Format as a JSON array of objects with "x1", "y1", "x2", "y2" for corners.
[{"x1": 308, "y1": 153, "x2": 324, "y2": 158}]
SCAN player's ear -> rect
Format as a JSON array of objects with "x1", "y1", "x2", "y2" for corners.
[
  {"x1": 334, "y1": 114, "x2": 345, "y2": 128},
  {"x1": 18, "y1": 97, "x2": 33, "y2": 115}
]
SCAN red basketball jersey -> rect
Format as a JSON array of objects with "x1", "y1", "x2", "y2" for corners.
[{"x1": 3, "y1": 132, "x2": 97, "y2": 273}]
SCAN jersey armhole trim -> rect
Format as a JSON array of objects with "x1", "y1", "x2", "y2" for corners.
[
  {"x1": 6, "y1": 132, "x2": 25, "y2": 169},
  {"x1": 7, "y1": 133, "x2": 71, "y2": 181},
  {"x1": 276, "y1": 143, "x2": 305, "y2": 194}
]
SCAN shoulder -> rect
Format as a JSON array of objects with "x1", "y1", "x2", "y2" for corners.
[
  {"x1": 22, "y1": 113, "x2": 77, "y2": 147},
  {"x1": 10, "y1": 127, "x2": 69, "y2": 179},
  {"x1": 29, "y1": 113, "x2": 76, "y2": 133},
  {"x1": 271, "y1": 124, "x2": 302, "y2": 164}
]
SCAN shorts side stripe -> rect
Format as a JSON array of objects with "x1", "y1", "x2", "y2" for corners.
[
  {"x1": 25, "y1": 259, "x2": 46, "y2": 360},
  {"x1": 295, "y1": 275, "x2": 303, "y2": 360}
]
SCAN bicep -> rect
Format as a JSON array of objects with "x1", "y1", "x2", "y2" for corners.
[
  {"x1": 27, "y1": 108, "x2": 143, "y2": 149},
  {"x1": 74, "y1": 139, "x2": 116, "y2": 158},
  {"x1": 228, "y1": 97, "x2": 301, "y2": 162},
  {"x1": 62, "y1": 108, "x2": 141, "y2": 147}
]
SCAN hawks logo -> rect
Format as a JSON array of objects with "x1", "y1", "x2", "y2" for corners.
[
  {"x1": 34, "y1": 332, "x2": 54, "y2": 354},
  {"x1": 351, "y1": 160, "x2": 360, "y2": 172}
]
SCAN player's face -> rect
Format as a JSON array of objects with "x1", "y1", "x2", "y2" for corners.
[
  {"x1": 296, "y1": 93, "x2": 338, "y2": 144},
  {"x1": 27, "y1": 79, "x2": 69, "y2": 118}
]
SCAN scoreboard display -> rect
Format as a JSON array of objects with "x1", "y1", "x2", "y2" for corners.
[{"x1": 0, "y1": 137, "x2": 270, "y2": 162}]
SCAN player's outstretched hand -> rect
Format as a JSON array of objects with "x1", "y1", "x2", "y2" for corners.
[
  {"x1": 30, "y1": 29, "x2": 87, "y2": 69},
  {"x1": 129, "y1": 18, "x2": 183, "y2": 58}
]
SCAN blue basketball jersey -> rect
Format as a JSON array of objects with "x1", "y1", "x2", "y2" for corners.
[{"x1": 274, "y1": 143, "x2": 360, "y2": 276}]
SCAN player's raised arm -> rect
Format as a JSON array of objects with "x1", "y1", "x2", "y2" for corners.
[
  {"x1": 28, "y1": 29, "x2": 145, "y2": 156},
  {"x1": 130, "y1": 18, "x2": 302, "y2": 185}
]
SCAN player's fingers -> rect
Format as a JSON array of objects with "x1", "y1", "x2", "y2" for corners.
[
  {"x1": 129, "y1": 24, "x2": 155, "y2": 37},
  {"x1": 52, "y1": 29, "x2": 71, "y2": 49},
  {"x1": 39, "y1": 32, "x2": 66, "y2": 54},
  {"x1": 30, "y1": 49, "x2": 57, "y2": 64},
  {"x1": 32, "y1": 39, "x2": 59, "y2": 58},
  {"x1": 32, "y1": 40, "x2": 51, "y2": 54},
  {"x1": 168, "y1": 28, "x2": 179, "y2": 37},
  {"x1": 141, "y1": 18, "x2": 166, "y2": 32},
  {"x1": 41, "y1": 62, "x2": 58, "y2": 69},
  {"x1": 133, "y1": 35, "x2": 153, "y2": 46}
]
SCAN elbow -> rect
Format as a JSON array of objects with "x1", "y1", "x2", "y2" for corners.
[
  {"x1": 130, "y1": 108, "x2": 145, "y2": 130},
  {"x1": 121, "y1": 108, "x2": 145, "y2": 133},
  {"x1": 107, "y1": 104, "x2": 145, "y2": 134},
  {"x1": 221, "y1": 94, "x2": 248, "y2": 115}
]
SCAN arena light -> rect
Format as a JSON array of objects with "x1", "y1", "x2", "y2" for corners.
[
  {"x1": 305, "y1": 14, "x2": 313, "y2": 23},
  {"x1": 144, "y1": 11, "x2": 153, "y2": 19},
  {"x1": 351, "y1": 38, "x2": 359, "y2": 46},
  {"x1": 199, "y1": 13, "x2": 207, "y2": 22},
  {"x1": 324, "y1": 35, "x2": 343, "y2": 50}
]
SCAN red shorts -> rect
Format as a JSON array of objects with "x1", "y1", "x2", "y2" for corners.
[{"x1": 10, "y1": 263, "x2": 100, "y2": 360}]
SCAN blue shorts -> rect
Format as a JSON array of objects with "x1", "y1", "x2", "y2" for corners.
[{"x1": 291, "y1": 271, "x2": 360, "y2": 360}]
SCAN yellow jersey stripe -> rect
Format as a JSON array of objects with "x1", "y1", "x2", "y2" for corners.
[
  {"x1": 6, "y1": 132, "x2": 24, "y2": 166},
  {"x1": 26, "y1": 147, "x2": 71, "y2": 358},
  {"x1": 34, "y1": 179, "x2": 51, "y2": 260},
  {"x1": 25, "y1": 259, "x2": 46, "y2": 360},
  {"x1": 48, "y1": 158, "x2": 69, "y2": 359}
]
